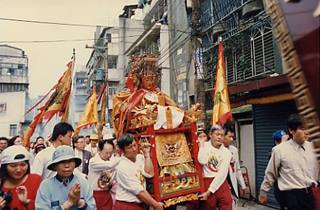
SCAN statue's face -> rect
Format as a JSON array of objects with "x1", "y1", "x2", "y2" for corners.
[{"x1": 141, "y1": 73, "x2": 157, "y2": 90}]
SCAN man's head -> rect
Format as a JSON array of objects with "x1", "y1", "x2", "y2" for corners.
[
  {"x1": 118, "y1": 133, "x2": 138, "y2": 161},
  {"x1": 85, "y1": 135, "x2": 90, "y2": 145},
  {"x1": 51, "y1": 122, "x2": 74, "y2": 146},
  {"x1": 223, "y1": 124, "x2": 235, "y2": 147},
  {"x1": 89, "y1": 134, "x2": 99, "y2": 147},
  {"x1": 287, "y1": 114, "x2": 308, "y2": 145},
  {"x1": 35, "y1": 136, "x2": 45, "y2": 145},
  {"x1": 0, "y1": 137, "x2": 8, "y2": 151},
  {"x1": 209, "y1": 125, "x2": 225, "y2": 148},
  {"x1": 73, "y1": 136, "x2": 85, "y2": 151},
  {"x1": 47, "y1": 145, "x2": 81, "y2": 178},
  {"x1": 98, "y1": 139, "x2": 114, "y2": 161},
  {"x1": 34, "y1": 143, "x2": 46, "y2": 154},
  {"x1": 197, "y1": 129, "x2": 208, "y2": 142},
  {"x1": 8, "y1": 136, "x2": 23, "y2": 146}
]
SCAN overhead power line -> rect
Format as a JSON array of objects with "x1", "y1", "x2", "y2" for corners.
[
  {"x1": 0, "y1": 17, "x2": 103, "y2": 28},
  {"x1": 0, "y1": 33, "x2": 146, "y2": 44},
  {"x1": 0, "y1": 17, "x2": 189, "y2": 34}
]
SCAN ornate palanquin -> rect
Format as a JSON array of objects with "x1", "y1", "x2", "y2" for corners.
[
  {"x1": 112, "y1": 54, "x2": 204, "y2": 206},
  {"x1": 132, "y1": 123, "x2": 205, "y2": 207}
]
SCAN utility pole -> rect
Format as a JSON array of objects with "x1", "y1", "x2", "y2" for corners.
[
  {"x1": 86, "y1": 30, "x2": 109, "y2": 138},
  {"x1": 191, "y1": 0, "x2": 206, "y2": 123}
]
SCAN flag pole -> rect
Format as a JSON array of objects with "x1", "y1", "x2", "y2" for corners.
[
  {"x1": 61, "y1": 49, "x2": 75, "y2": 122},
  {"x1": 211, "y1": 37, "x2": 233, "y2": 126}
]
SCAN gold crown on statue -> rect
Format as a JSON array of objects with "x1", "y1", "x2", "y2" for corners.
[{"x1": 126, "y1": 54, "x2": 161, "y2": 91}]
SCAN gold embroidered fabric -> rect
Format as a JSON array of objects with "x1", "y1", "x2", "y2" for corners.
[
  {"x1": 97, "y1": 170, "x2": 114, "y2": 191},
  {"x1": 155, "y1": 133, "x2": 192, "y2": 167},
  {"x1": 159, "y1": 162, "x2": 195, "y2": 177},
  {"x1": 163, "y1": 193, "x2": 199, "y2": 207},
  {"x1": 160, "y1": 174, "x2": 200, "y2": 195}
]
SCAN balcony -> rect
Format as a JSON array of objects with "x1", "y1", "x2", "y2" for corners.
[
  {"x1": 202, "y1": 16, "x2": 282, "y2": 89},
  {"x1": 0, "y1": 75, "x2": 28, "y2": 84}
]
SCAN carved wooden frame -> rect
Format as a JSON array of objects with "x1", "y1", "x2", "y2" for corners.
[{"x1": 264, "y1": 0, "x2": 320, "y2": 161}]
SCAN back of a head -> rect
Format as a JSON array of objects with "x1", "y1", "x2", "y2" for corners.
[
  {"x1": 223, "y1": 123, "x2": 234, "y2": 135},
  {"x1": 287, "y1": 114, "x2": 303, "y2": 131},
  {"x1": 117, "y1": 133, "x2": 134, "y2": 150},
  {"x1": 51, "y1": 122, "x2": 74, "y2": 141},
  {"x1": 8, "y1": 135, "x2": 20, "y2": 146}
]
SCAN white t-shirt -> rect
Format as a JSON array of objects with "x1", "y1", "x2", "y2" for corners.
[
  {"x1": 88, "y1": 154, "x2": 120, "y2": 191},
  {"x1": 198, "y1": 141, "x2": 232, "y2": 193},
  {"x1": 31, "y1": 146, "x2": 56, "y2": 179},
  {"x1": 74, "y1": 149, "x2": 83, "y2": 174},
  {"x1": 115, "y1": 154, "x2": 153, "y2": 203}
]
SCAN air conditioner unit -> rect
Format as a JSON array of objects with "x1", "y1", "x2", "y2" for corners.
[
  {"x1": 95, "y1": 68, "x2": 105, "y2": 81},
  {"x1": 242, "y1": 0, "x2": 263, "y2": 19}
]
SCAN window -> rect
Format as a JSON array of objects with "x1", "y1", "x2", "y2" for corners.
[
  {"x1": 108, "y1": 81, "x2": 118, "y2": 97},
  {"x1": 9, "y1": 124, "x2": 17, "y2": 136},
  {"x1": 107, "y1": 56, "x2": 118, "y2": 69},
  {"x1": 8, "y1": 68, "x2": 15, "y2": 76},
  {"x1": 0, "y1": 103, "x2": 6, "y2": 113},
  {"x1": 18, "y1": 64, "x2": 24, "y2": 69}
]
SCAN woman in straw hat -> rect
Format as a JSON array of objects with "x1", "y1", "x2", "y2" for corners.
[{"x1": 35, "y1": 145, "x2": 96, "y2": 210}]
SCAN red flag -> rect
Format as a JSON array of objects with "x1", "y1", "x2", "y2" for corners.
[{"x1": 23, "y1": 58, "x2": 74, "y2": 147}]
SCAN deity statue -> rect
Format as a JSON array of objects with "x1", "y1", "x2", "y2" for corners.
[
  {"x1": 112, "y1": 54, "x2": 203, "y2": 206},
  {"x1": 112, "y1": 54, "x2": 201, "y2": 138}
]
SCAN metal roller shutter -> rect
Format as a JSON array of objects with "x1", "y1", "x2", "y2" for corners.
[{"x1": 253, "y1": 100, "x2": 297, "y2": 208}]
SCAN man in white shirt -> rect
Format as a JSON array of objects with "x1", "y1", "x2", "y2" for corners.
[
  {"x1": 259, "y1": 114, "x2": 319, "y2": 210},
  {"x1": 85, "y1": 134, "x2": 99, "y2": 157},
  {"x1": 223, "y1": 124, "x2": 247, "y2": 210},
  {"x1": 114, "y1": 133, "x2": 163, "y2": 210},
  {"x1": 197, "y1": 124, "x2": 233, "y2": 210},
  {"x1": 73, "y1": 135, "x2": 92, "y2": 175},
  {"x1": 32, "y1": 122, "x2": 74, "y2": 179},
  {"x1": 88, "y1": 138, "x2": 120, "y2": 210}
]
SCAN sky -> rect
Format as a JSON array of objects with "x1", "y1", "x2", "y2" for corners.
[{"x1": 0, "y1": 0, "x2": 137, "y2": 97}]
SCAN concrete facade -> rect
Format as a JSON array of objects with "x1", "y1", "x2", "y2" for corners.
[{"x1": 0, "y1": 45, "x2": 29, "y2": 137}]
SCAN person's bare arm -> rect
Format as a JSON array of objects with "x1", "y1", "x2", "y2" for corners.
[
  {"x1": 141, "y1": 143, "x2": 154, "y2": 176},
  {"x1": 137, "y1": 190, "x2": 163, "y2": 210}
]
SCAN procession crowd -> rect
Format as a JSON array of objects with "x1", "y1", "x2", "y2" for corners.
[{"x1": 0, "y1": 114, "x2": 318, "y2": 210}]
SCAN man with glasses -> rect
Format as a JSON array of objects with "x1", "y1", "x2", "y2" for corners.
[
  {"x1": 85, "y1": 134, "x2": 99, "y2": 157},
  {"x1": 73, "y1": 136, "x2": 92, "y2": 175},
  {"x1": 197, "y1": 124, "x2": 233, "y2": 210}
]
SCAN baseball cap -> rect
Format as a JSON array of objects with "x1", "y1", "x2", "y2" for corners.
[
  {"x1": 272, "y1": 130, "x2": 286, "y2": 141},
  {"x1": 0, "y1": 145, "x2": 30, "y2": 165}
]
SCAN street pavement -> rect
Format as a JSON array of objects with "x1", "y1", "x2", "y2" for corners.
[
  {"x1": 238, "y1": 199, "x2": 276, "y2": 210},
  {"x1": 174, "y1": 199, "x2": 276, "y2": 210}
]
